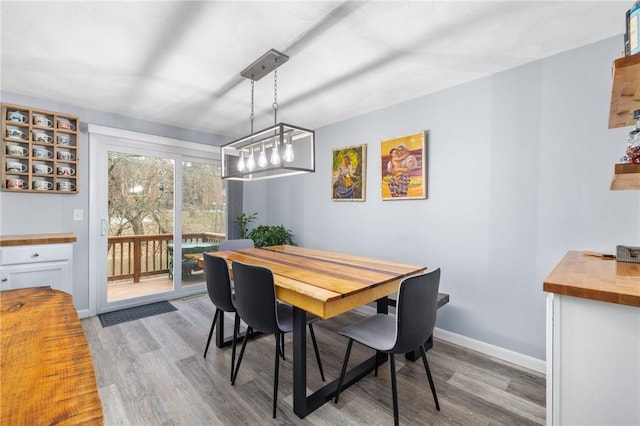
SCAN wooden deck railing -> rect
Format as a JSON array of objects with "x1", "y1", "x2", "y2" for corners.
[{"x1": 107, "y1": 232, "x2": 225, "y2": 282}]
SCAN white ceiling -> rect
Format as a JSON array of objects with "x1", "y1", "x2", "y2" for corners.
[{"x1": 0, "y1": 1, "x2": 628, "y2": 140}]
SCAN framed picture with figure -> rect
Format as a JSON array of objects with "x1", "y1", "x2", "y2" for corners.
[
  {"x1": 332, "y1": 144, "x2": 366, "y2": 201},
  {"x1": 381, "y1": 131, "x2": 427, "y2": 200}
]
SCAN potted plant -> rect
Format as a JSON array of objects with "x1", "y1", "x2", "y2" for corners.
[{"x1": 235, "y1": 212, "x2": 296, "y2": 247}]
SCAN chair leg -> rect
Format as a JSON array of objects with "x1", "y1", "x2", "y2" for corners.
[
  {"x1": 203, "y1": 309, "x2": 219, "y2": 358},
  {"x1": 308, "y1": 323, "x2": 325, "y2": 381},
  {"x1": 280, "y1": 333, "x2": 285, "y2": 360},
  {"x1": 374, "y1": 350, "x2": 381, "y2": 377},
  {"x1": 419, "y1": 345, "x2": 440, "y2": 411},
  {"x1": 231, "y1": 313, "x2": 240, "y2": 382},
  {"x1": 389, "y1": 353, "x2": 399, "y2": 426},
  {"x1": 231, "y1": 326, "x2": 252, "y2": 385},
  {"x1": 334, "y1": 339, "x2": 354, "y2": 404},
  {"x1": 273, "y1": 332, "x2": 281, "y2": 419}
]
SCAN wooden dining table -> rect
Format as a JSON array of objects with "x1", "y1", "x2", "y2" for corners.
[{"x1": 190, "y1": 245, "x2": 427, "y2": 419}]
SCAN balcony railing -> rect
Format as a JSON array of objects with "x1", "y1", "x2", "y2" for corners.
[{"x1": 107, "y1": 232, "x2": 225, "y2": 282}]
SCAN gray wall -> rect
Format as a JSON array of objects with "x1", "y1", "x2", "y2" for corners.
[
  {"x1": 243, "y1": 36, "x2": 640, "y2": 360},
  {"x1": 0, "y1": 92, "x2": 227, "y2": 311}
]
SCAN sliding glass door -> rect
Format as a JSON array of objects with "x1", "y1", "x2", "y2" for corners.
[{"x1": 89, "y1": 125, "x2": 222, "y2": 314}]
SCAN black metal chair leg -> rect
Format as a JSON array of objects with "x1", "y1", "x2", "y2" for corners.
[
  {"x1": 419, "y1": 345, "x2": 440, "y2": 411},
  {"x1": 334, "y1": 339, "x2": 354, "y2": 404},
  {"x1": 231, "y1": 326, "x2": 252, "y2": 385},
  {"x1": 280, "y1": 333, "x2": 285, "y2": 360},
  {"x1": 374, "y1": 350, "x2": 381, "y2": 377},
  {"x1": 390, "y1": 353, "x2": 399, "y2": 426},
  {"x1": 273, "y1": 332, "x2": 280, "y2": 418},
  {"x1": 308, "y1": 323, "x2": 325, "y2": 381},
  {"x1": 231, "y1": 313, "x2": 240, "y2": 381},
  {"x1": 203, "y1": 309, "x2": 219, "y2": 358}
]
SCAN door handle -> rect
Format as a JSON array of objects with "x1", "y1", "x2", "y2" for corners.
[{"x1": 101, "y1": 219, "x2": 108, "y2": 236}]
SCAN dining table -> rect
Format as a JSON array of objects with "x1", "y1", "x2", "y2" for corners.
[{"x1": 190, "y1": 244, "x2": 428, "y2": 419}]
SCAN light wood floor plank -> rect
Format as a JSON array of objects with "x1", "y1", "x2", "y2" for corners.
[{"x1": 82, "y1": 294, "x2": 545, "y2": 425}]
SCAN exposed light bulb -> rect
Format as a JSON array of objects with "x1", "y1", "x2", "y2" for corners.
[
  {"x1": 237, "y1": 151, "x2": 246, "y2": 172},
  {"x1": 257, "y1": 144, "x2": 268, "y2": 168},
  {"x1": 246, "y1": 148, "x2": 256, "y2": 171},
  {"x1": 283, "y1": 140, "x2": 294, "y2": 163},
  {"x1": 270, "y1": 140, "x2": 281, "y2": 165}
]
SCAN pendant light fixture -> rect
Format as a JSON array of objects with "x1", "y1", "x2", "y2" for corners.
[{"x1": 221, "y1": 49, "x2": 315, "y2": 181}]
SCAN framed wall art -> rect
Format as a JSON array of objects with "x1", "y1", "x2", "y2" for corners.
[
  {"x1": 332, "y1": 144, "x2": 366, "y2": 201},
  {"x1": 381, "y1": 131, "x2": 427, "y2": 200}
]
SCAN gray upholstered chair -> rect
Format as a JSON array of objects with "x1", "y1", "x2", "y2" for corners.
[
  {"x1": 334, "y1": 268, "x2": 441, "y2": 426},
  {"x1": 202, "y1": 253, "x2": 239, "y2": 382},
  {"x1": 219, "y1": 238, "x2": 254, "y2": 251},
  {"x1": 230, "y1": 261, "x2": 325, "y2": 418}
]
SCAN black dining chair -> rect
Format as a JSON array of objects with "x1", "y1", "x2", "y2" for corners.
[
  {"x1": 202, "y1": 253, "x2": 239, "y2": 382},
  {"x1": 334, "y1": 268, "x2": 441, "y2": 426},
  {"x1": 230, "y1": 261, "x2": 325, "y2": 418},
  {"x1": 219, "y1": 238, "x2": 254, "y2": 251}
]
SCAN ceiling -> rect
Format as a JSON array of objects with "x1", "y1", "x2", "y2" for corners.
[{"x1": 0, "y1": 1, "x2": 628, "y2": 141}]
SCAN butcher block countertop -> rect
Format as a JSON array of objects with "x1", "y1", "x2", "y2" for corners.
[
  {"x1": 0, "y1": 287, "x2": 103, "y2": 424},
  {"x1": 544, "y1": 251, "x2": 640, "y2": 308},
  {"x1": 0, "y1": 233, "x2": 77, "y2": 246}
]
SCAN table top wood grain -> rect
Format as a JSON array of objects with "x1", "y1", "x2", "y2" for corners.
[
  {"x1": 195, "y1": 245, "x2": 427, "y2": 319},
  {"x1": 0, "y1": 287, "x2": 103, "y2": 425},
  {"x1": 543, "y1": 251, "x2": 640, "y2": 307}
]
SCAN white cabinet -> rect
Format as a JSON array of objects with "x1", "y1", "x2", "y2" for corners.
[
  {"x1": 0, "y1": 243, "x2": 73, "y2": 294},
  {"x1": 546, "y1": 293, "x2": 640, "y2": 426}
]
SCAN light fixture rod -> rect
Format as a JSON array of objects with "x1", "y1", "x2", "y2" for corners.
[{"x1": 240, "y1": 49, "x2": 289, "y2": 81}]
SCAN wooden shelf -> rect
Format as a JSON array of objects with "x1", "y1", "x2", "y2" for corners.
[
  {"x1": 610, "y1": 163, "x2": 640, "y2": 190},
  {"x1": 608, "y1": 54, "x2": 640, "y2": 129},
  {"x1": 2, "y1": 103, "x2": 79, "y2": 193}
]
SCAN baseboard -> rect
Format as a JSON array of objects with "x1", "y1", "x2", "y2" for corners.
[
  {"x1": 354, "y1": 305, "x2": 546, "y2": 374},
  {"x1": 78, "y1": 308, "x2": 91, "y2": 319}
]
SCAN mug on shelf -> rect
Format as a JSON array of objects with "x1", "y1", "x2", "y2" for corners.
[
  {"x1": 56, "y1": 118, "x2": 76, "y2": 131},
  {"x1": 57, "y1": 166, "x2": 75, "y2": 176},
  {"x1": 6, "y1": 178, "x2": 27, "y2": 190},
  {"x1": 33, "y1": 164, "x2": 53, "y2": 174},
  {"x1": 57, "y1": 134, "x2": 72, "y2": 145},
  {"x1": 56, "y1": 181, "x2": 76, "y2": 191},
  {"x1": 33, "y1": 148, "x2": 53, "y2": 159},
  {"x1": 6, "y1": 161, "x2": 28, "y2": 173},
  {"x1": 31, "y1": 180, "x2": 53, "y2": 191},
  {"x1": 6, "y1": 145, "x2": 29, "y2": 156},
  {"x1": 6, "y1": 126, "x2": 28, "y2": 140},
  {"x1": 57, "y1": 151, "x2": 75, "y2": 161},
  {"x1": 7, "y1": 110, "x2": 28, "y2": 123},
  {"x1": 33, "y1": 114, "x2": 53, "y2": 127},
  {"x1": 33, "y1": 131, "x2": 54, "y2": 143},
  {"x1": 32, "y1": 180, "x2": 53, "y2": 191}
]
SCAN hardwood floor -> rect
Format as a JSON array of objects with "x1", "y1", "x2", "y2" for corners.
[{"x1": 82, "y1": 294, "x2": 545, "y2": 425}]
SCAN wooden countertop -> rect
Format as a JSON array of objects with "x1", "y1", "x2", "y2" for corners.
[
  {"x1": 543, "y1": 251, "x2": 640, "y2": 307},
  {"x1": 0, "y1": 233, "x2": 77, "y2": 246},
  {"x1": 0, "y1": 287, "x2": 103, "y2": 424}
]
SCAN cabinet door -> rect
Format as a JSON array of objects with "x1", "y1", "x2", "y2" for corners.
[{"x1": 0, "y1": 261, "x2": 71, "y2": 293}]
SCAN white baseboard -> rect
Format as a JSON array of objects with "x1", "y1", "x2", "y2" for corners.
[
  {"x1": 78, "y1": 308, "x2": 91, "y2": 319},
  {"x1": 355, "y1": 305, "x2": 546, "y2": 374}
]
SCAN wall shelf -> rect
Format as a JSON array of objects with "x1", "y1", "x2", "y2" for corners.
[
  {"x1": 2, "y1": 103, "x2": 79, "y2": 193},
  {"x1": 610, "y1": 163, "x2": 640, "y2": 190},
  {"x1": 608, "y1": 54, "x2": 640, "y2": 129}
]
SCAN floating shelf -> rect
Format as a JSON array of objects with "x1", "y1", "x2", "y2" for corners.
[
  {"x1": 610, "y1": 163, "x2": 640, "y2": 190},
  {"x1": 608, "y1": 54, "x2": 640, "y2": 129}
]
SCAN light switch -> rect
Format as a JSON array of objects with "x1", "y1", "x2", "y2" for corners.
[{"x1": 73, "y1": 209, "x2": 84, "y2": 221}]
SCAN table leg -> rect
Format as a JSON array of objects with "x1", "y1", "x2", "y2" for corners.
[
  {"x1": 215, "y1": 312, "x2": 261, "y2": 348},
  {"x1": 292, "y1": 299, "x2": 390, "y2": 419}
]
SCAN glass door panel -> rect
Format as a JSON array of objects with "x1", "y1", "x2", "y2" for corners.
[
  {"x1": 107, "y1": 152, "x2": 175, "y2": 302},
  {"x1": 180, "y1": 160, "x2": 225, "y2": 288}
]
